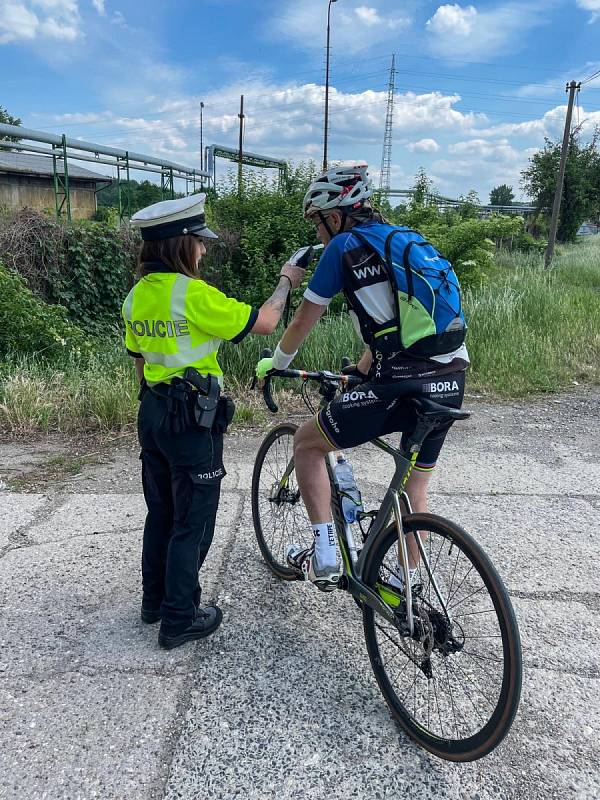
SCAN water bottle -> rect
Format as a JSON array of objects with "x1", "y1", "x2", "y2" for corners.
[{"x1": 333, "y1": 455, "x2": 363, "y2": 524}]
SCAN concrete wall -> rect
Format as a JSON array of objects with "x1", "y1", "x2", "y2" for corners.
[{"x1": 0, "y1": 173, "x2": 98, "y2": 219}]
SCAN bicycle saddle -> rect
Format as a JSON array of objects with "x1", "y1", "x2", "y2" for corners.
[{"x1": 410, "y1": 396, "x2": 471, "y2": 422}]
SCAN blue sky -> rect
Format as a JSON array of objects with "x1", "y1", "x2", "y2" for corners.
[{"x1": 1, "y1": 0, "x2": 599, "y2": 200}]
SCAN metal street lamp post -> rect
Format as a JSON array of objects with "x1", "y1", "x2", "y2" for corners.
[
  {"x1": 200, "y1": 101, "x2": 204, "y2": 174},
  {"x1": 322, "y1": 0, "x2": 338, "y2": 172}
]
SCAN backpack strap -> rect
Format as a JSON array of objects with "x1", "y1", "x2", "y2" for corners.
[{"x1": 351, "y1": 226, "x2": 407, "y2": 352}]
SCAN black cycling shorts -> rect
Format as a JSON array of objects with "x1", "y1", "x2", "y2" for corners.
[{"x1": 315, "y1": 371, "x2": 466, "y2": 471}]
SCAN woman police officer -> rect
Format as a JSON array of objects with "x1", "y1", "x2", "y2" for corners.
[{"x1": 122, "y1": 194, "x2": 304, "y2": 650}]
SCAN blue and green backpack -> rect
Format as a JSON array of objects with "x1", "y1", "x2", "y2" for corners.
[{"x1": 352, "y1": 226, "x2": 466, "y2": 358}]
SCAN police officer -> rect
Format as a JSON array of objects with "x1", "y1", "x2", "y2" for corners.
[{"x1": 123, "y1": 194, "x2": 304, "y2": 649}]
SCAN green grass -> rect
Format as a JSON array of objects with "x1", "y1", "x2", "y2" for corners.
[
  {"x1": 0, "y1": 237, "x2": 598, "y2": 433},
  {"x1": 465, "y1": 237, "x2": 600, "y2": 395}
]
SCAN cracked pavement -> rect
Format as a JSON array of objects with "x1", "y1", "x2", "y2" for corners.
[{"x1": 0, "y1": 388, "x2": 599, "y2": 799}]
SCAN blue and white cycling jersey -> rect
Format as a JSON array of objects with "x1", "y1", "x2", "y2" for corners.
[{"x1": 304, "y1": 220, "x2": 469, "y2": 379}]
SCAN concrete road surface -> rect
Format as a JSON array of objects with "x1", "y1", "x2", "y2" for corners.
[{"x1": 0, "y1": 389, "x2": 599, "y2": 800}]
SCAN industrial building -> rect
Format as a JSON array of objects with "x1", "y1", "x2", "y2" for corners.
[{"x1": 0, "y1": 152, "x2": 112, "y2": 219}]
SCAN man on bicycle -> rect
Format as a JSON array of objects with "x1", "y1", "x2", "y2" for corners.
[{"x1": 256, "y1": 162, "x2": 469, "y2": 591}]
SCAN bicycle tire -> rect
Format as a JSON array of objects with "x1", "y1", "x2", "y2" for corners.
[
  {"x1": 362, "y1": 513, "x2": 522, "y2": 762},
  {"x1": 251, "y1": 422, "x2": 312, "y2": 580}
]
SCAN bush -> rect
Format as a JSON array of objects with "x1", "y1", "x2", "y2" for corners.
[
  {"x1": 0, "y1": 260, "x2": 89, "y2": 359},
  {"x1": 0, "y1": 208, "x2": 138, "y2": 335}
]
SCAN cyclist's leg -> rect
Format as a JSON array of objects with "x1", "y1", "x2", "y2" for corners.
[
  {"x1": 293, "y1": 418, "x2": 337, "y2": 522},
  {"x1": 291, "y1": 419, "x2": 340, "y2": 587},
  {"x1": 398, "y1": 373, "x2": 466, "y2": 576}
]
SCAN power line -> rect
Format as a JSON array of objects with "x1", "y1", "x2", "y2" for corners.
[{"x1": 581, "y1": 68, "x2": 600, "y2": 86}]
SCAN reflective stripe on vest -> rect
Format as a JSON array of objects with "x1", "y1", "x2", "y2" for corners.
[{"x1": 126, "y1": 275, "x2": 221, "y2": 368}]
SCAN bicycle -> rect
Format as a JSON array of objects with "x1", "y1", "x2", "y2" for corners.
[{"x1": 251, "y1": 350, "x2": 522, "y2": 762}]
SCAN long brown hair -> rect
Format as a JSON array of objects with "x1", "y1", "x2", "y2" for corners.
[{"x1": 138, "y1": 236, "x2": 201, "y2": 279}]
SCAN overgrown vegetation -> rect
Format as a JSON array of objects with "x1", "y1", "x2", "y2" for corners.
[
  {"x1": 1, "y1": 163, "x2": 599, "y2": 434},
  {"x1": 0, "y1": 208, "x2": 138, "y2": 336},
  {"x1": 1, "y1": 238, "x2": 598, "y2": 433},
  {"x1": 0, "y1": 260, "x2": 89, "y2": 359}
]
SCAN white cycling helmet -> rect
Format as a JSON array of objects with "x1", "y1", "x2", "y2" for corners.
[{"x1": 303, "y1": 161, "x2": 373, "y2": 219}]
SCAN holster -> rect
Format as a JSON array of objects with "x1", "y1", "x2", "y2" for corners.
[{"x1": 183, "y1": 368, "x2": 220, "y2": 430}]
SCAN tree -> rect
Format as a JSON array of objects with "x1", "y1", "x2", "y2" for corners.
[
  {"x1": 0, "y1": 105, "x2": 22, "y2": 143},
  {"x1": 458, "y1": 189, "x2": 481, "y2": 220},
  {"x1": 489, "y1": 184, "x2": 514, "y2": 206},
  {"x1": 521, "y1": 127, "x2": 600, "y2": 242},
  {"x1": 412, "y1": 167, "x2": 433, "y2": 206},
  {"x1": 97, "y1": 178, "x2": 177, "y2": 215}
]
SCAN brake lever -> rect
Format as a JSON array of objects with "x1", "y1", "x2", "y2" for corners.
[
  {"x1": 263, "y1": 375, "x2": 279, "y2": 414},
  {"x1": 257, "y1": 347, "x2": 279, "y2": 413}
]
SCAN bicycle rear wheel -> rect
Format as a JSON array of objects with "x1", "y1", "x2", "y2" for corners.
[
  {"x1": 362, "y1": 513, "x2": 522, "y2": 762},
  {"x1": 251, "y1": 423, "x2": 312, "y2": 580}
]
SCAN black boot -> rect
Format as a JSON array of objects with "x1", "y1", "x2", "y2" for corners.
[
  {"x1": 141, "y1": 606, "x2": 161, "y2": 624},
  {"x1": 158, "y1": 605, "x2": 223, "y2": 650}
]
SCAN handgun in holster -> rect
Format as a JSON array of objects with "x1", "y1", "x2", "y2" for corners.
[{"x1": 183, "y1": 368, "x2": 220, "y2": 430}]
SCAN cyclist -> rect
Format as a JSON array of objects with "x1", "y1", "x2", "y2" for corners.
[
  {"x1": 256, "y1": 162, "x2": 469, "y2": 591},
  {"x1": 123, "y1": 194, "x2": 305, "y2": 648}
]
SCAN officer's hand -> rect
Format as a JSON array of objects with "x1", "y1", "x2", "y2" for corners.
[
  {"x1": 280, "y1": 262, "x2": 305, "y2": 290},
  {"x1": 255, "y1": 357, "x2": 275, "y2": 380}
]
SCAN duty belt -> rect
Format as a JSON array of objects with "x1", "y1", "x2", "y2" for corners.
[{"x1": 150, "y1": 369, "x2": 220, "y2": 432}]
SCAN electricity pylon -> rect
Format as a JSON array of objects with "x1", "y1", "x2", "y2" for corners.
[{"x1": 379, "y1": 54, "x2": 396, "y2": 192}]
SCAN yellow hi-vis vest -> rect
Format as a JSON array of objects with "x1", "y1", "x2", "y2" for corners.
[{"x1": 122, "y1": 271, "x2": 256, "y2": 386}]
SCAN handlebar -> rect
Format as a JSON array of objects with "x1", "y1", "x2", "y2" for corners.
[{"x1": 255, "y1": 348, "x2": 363, "y2": 414}]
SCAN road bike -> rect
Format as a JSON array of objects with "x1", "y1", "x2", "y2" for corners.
[{"x1": 251, "y1": 353, "x2": 522, "y2": 762}]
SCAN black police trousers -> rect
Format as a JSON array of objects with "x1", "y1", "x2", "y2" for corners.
[{"x1": 137, "y1": 388, "x2": 225, "y2": 635}]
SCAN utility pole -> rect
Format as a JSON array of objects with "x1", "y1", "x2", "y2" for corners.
[
  {"x1": 379, "y1": 53, "x2": 396, "y2": 192},
  {"x1": 545, "y1": 80, "x2": 581, "y2": 269},
  {"x1": 238, "y1": 94, "x2": 245, "y2": 198},
  {"x1": 200, "y1": 101, "x2": 204, "y2": 173},
  {"x1": 322, "y1": 0, "x2": 338, "y2": 172}
]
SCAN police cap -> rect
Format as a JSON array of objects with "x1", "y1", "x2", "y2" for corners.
[{"x1": 131, "y1": 194, "x2": 218, "y2": 241}]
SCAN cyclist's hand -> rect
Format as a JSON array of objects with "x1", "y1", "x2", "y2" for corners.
[
  {"x1": 341, "y1": 363, "x2": 368, "y2": 380},
  {"x1": 255, "y1": 357, "x2": 275, "y2": 380},
  {"x1": 280, "y1": 262, "x2": 305, "y2": 290}
]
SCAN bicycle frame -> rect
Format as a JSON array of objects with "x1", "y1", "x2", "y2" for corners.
[
  {"x1": 260, "y1": 360, "x2": 456, "y2": 637},
  {"x1": 276, "y1": 428, "x2": 450, "y2": 637},
  {"x1": 327, "y1": 436, "x2": 447, "y2": 637}
]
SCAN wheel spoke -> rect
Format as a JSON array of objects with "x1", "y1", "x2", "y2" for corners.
[{"x1": 366, "y1": 519, "x2": 520, "y2": 754}]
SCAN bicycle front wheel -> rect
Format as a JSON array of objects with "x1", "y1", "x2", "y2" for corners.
[
  {"x1": 251, "y1": 423, "x2": 313, "y2": 580},
  {"x1": 362, "y1": 513, "x2": 522, "y2": 762}
]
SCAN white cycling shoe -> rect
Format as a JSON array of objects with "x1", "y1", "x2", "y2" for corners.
[{"x1": 286, "y1": 544, "x2": 340, "y2": 592}]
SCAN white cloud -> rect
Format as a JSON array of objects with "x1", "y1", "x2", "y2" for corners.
[
  {"x1": 425, "y1": 2, "x2": 547, "y2": 59},
  {"x1": 577, "y1": 0, "x2": 600, "y2": 23},
  {"x1": 0, "y1": 3, "x2": 39, "y2": 43},
  {"x1": 407, "y1": 138, "x2": 440, "y2": 153},
  {"x1": 37, "y1": 72, "x2": 599, "y2": 202},
  {"x1": 426, "y1": 4, "x2": 477, "y2": 35},
  {"x1": 92, "y1": 0, "x2": 105, "y2": 15},
  {"x1": 471, "y1": 104, "x2": 600, "y2": 141},
  {"x1": 270, "y1": 0, "x2": 410, "y2": 54},
  {"x1": 355, "y1": 6, "x2": 380, "y2": 25},
  {"x1": 41, "y1": 82, "x2": 483, "y2": 181},
  {"x1": 354, "y1": 5, "x2": 406, "y2": 28},
  {"x1": 0, "y1": 0, "x2": 82, "y2": 43}
]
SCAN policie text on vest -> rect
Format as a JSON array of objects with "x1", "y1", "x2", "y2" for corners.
[{"x1": 127, "y1": 318, "x2": 190, "y2": 338}]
